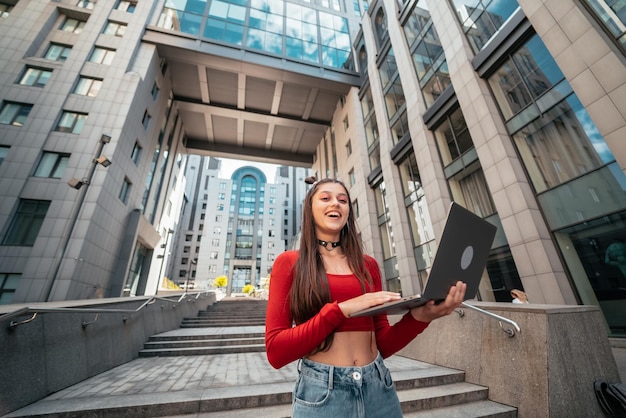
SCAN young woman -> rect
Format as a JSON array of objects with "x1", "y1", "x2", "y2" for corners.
[{"x1": 265, "y1": 178, "x2": 466, "y2": 417}]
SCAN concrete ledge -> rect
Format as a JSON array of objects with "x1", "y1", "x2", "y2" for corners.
[
  {"x1": 0, "y1": 292, "x2": 216, "y2": 416},
  {"x1": 393, "y1": 302, "x2": 620, "y2": 418}
]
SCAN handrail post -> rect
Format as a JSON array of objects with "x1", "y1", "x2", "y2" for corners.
[{"x1": 460, "y1": 302, "x2": 521, "y2": 337}]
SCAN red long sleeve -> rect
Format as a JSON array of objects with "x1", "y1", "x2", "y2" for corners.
[
  {"x1": 265, "y1": 251, "x2": 346, "y2": 368},
  {"x1": 264, "y1": 251, "x2": 429, "y2": 369}
]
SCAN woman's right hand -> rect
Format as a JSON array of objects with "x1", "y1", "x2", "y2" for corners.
[{"x1": 338, "y1": 291, "x2": 401, "y2": 317}]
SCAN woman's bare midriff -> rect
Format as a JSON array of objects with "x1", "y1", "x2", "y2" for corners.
[{"x1": 305, "y1": 331, "x2": 377, "y2": 367}]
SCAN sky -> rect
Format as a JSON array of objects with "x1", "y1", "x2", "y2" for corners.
[{"x1": 218, "y1": 158, "x2": 278, "y2": 183}]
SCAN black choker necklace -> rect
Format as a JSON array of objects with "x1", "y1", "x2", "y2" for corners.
[{"x1": 318, "y1": 239, "x2": 341, "y2": 251}]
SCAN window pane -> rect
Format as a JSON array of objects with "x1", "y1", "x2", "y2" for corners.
[
  {"x1": 512, "y1": 95, "x2": 614, "y2": 192},
  {"x1": 2, "y1": 200, "x2": 51, "y2": 246},
  {"x1": 0, "y1": 146, "x2": 8, "y2": 165},
  {"x1": 0, "y1": 103, "x2": 32, "y2": 126},
  {"x1": 514, "y1": 36, "x2": 564, "y2": 97},
  {"x1": 34, "y1": 153, "x2": 58, "y2": 177}
]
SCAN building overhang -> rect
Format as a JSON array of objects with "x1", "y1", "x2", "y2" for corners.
[{"x1": 143, "y1": 27, "x2": 361, "y2": 166}]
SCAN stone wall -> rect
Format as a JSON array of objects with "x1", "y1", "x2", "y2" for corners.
[
  {"x1": 393, "y1": 302, "x2": 620, "y2": 417},
  {"x1": 0, "y1": 293, "x2": 216, "y2": 416}
]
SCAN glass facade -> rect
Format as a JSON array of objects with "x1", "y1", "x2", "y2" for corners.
[
  {"x1": 404, "y1": 1, "x2": 450, "y2": 108},
  {"x1": 374, "y1": 181, "x2": 400, "y2": 292},
  {"x1": 378, "y1": 48, "x2": 406, "y2": 142},
  {"x1": 158, "y1": 0, "x2": 353, "y2": 69},
  {"x1": 487, "y1": 34, "x2": 626, "y2": 329},
  {"x1": 433, "y1": 106, "x2": 521, "y2": 302},
  {"x1": 449, "y1": 0, "x2": 519, "y2": 53},
  {"x1": 398, "y1": 153, "x2": 433, "y2": 289},
  {"x1": 224, "y1": 168, "x2": 269, "y2": 292}
]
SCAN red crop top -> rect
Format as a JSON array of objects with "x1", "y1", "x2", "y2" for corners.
[{"x1": 265, "y1": 250, "x2": 430, "y2": 369}]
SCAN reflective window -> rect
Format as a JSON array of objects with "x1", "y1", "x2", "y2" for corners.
[
  {"x1": 119, "y1": 178, "x2": 132, "y2": 204},
  {"x1": 554, "y1": 211, "x2": 626, "y2": 336},
  {"x1": 490, "y1": 36, "x2": 565, "y2": 120},
  {"x1": 44, "y1": 43, "x2": 71, "y2": 62},
  {"x1": 374, "y1": 181, "x2": 400, "y2": 291},
  {"x1": 56, "y1": 111, "x2": 87, "y2": 134},
  {"x1": 319, "y1": 11, "x2": 350, "y2": 67},
  {"x1": 60, "y1": 17, "x2": 86, "y2": 34},
  {"x1": 434, "y1": 107, "x2": 473, "y2": 166},
  {"x1": 2, "y1": 199, "x2": 51, "y2": 246},
  {"x1": 390, "y1": 110, "x2": 409, "y2": 145},
  {"x1": 383, "y1": 76, "x2": 404, "y2": 121},
  {"x1": 398, "y1": 153, "x2": 434, "y2": 250},
  {"x1": 490, "y1": 35, "x2": 616, "y2": 193},
  {"x1": 374, "y1": 7, "x2": 387, "y2": 45},
  {"x1": 284, "y1": 4, "x2": 318, "y2": 62},
  {"x1": 449, "y1": 0, "x2": 519, "y2": 53},
  {"x1": 131, "y1": 141, "x2": 142, "y2": 164},
  {"x1": 0, "y1": 146, "x2": 8, "y2": 165},
  {"x1": 104, "y1": 21, "x2": 127, "y2": 37},
  {"x1": 452, "y1": 167, "x2": 496, "y2": 218},
  {"x1": 0, "y1": 273, "x2": 20, "y2": 304},
  {"x1": 158, "y1": 0, "x2": 208, "y2": 35},
  {"x1": 117, "y1": 1, "x2": 136, "y2": 12},
  {"x1": 74, "y1": 77, "x2": 103, "y2": 97},
  {"x1": 77, "y1": 0, "x2": 96, "y2": 10},
  {"x1": 582, "y1": 0, "x2": 626, "y2": 51},
  {"x1": 34, "y1": 152, "x2": 70, "y2": 178},
  {"x1": 361, "y1": 86, "x2": 380, "y2": 173},
  {"x1": 0, "y1": 102, "x2": 32, "y2": 126},
  {"x1": 512, "y1": 95, "x2": 615, "y2": 193},
  {"x1": 19, "y1": 67, "x2": 52, "y2": 87},
  {"x1": 208, "y1": 0, "x2": 247, "y2": 44},
  {"x1": 403, "y1": 1, "x2": 450, "y2": 107},
  {"x1": 89, "y1": 47, "x2": 116, "y2": 65},
  {"x1": 377, "y1": 47, "x2": 406, "y2": 143},
  {"x1": 156, "y1": 0, "x2": 352, "y2": 69}
]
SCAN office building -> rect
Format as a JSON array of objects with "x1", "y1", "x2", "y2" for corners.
[
  {"x1": 168, "y1": 156, "x2": 309, "y2": 293},
  {"x1": 0, "y1": 0, "x2": 624, "y2": 336}
]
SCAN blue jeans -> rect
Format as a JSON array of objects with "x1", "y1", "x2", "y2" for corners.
[{"x1": 292, "y1": 353, "x2": 403, "y2": 418}]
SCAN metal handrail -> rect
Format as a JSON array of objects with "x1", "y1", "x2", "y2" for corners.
[
  {"x1": 1, "y1": 291, "x2": 213, "y2": 330},
  {"x1": 456, "y1": 301, "x2": 522, "y2": 337}
]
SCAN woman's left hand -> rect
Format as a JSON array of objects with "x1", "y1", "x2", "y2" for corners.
[{"x1": 409, "y1": 281, "x2": 466, "y2": 323}]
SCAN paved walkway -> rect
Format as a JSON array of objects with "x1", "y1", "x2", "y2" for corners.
[
  {"x1": 5, "y1": 326, "x2": 435, "y2": 417},
  {"x1": 6, "y1": 328, "x2": 625, "y2": 417}
]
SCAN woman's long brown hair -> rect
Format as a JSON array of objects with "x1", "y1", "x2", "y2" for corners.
[{"x1": 289, "y1": 178, "x2": 372, "y2": 352}]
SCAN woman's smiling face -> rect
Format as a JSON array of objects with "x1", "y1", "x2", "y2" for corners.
[{"x1": 311, "y1": 182, "x2": 350, "y2": 240}]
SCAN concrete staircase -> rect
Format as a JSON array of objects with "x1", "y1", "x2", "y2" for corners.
[
  {"x1": 143, "y1": 298, "x2": 516, "y2": 417},
  {"x1": 139, "y1": 298, "x2": 267, "y2": 357},
  {"x1": 6, "y1": 298, "x2": 517, "y2": 417},
  {"x1": 180, "y1": 298, "x2": 267, "y2": 328}
]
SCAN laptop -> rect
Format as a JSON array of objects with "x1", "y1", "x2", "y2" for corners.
[{"x1": 350, "y1": 202, "x2": 497, "y2": 317}]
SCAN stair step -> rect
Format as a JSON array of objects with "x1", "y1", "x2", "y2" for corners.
[
  {"x1": 162, "y1": 399, "x2": 517, "y2": 418},
  {"x1": 138, "y1": 343, "x2": 266, "y2": 357},
  {"x1": 182, "y1": 318, "x2": 265, "y2": 323},
  {"x1": 398, "y1": 382, "x2": 489, "y2": 411},
  {"x1": 180, "y1": 322, "x2": 265, "y2": 328},
  {"x1": 403, "y1": 400, "x2": 517, "y2": 417},
  {"x1": 149, "y1": 332, "x2": 265, "y2": 341},
  {"x1": 144, "y1": 337, "x2": 264, "y2": 349}
]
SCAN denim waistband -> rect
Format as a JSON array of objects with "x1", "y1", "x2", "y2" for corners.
[{"x1": 298, "y1": 353, "x2": 386, "y2": 388}]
